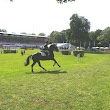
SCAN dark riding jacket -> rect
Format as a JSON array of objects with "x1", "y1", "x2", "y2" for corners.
[{"x1": 43, "y1": 44, "x2": 49, "y2": 56}]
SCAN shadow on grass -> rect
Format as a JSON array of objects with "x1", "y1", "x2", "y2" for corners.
[{"x1": 25, "y1": 69, "x2": 67, "y2": 74}]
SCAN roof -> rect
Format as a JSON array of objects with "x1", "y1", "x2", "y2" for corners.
[
  {"x1": 0, "y1": 32, "x2": 48, "y2": 38},
  {"x1": 56, "y1": 43, "x2": 72, "y2": 47}
]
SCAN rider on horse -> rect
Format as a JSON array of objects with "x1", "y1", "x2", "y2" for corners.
[{"x1": 42, "y1": 41, "x2": 50, "y2": 56}]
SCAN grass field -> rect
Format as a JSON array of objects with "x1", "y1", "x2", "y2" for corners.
[{"x1": 0, "y1": 49, "x2": 110, "y2": 110}]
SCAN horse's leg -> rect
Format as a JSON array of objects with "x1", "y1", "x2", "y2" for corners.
[
  {"x1": 31, "y1": 61, "x2": 36, "y2": 72},
  {"x1": 37, "y1": 61, "x2": 47, "y2": 71},
  {"x1": 53, "y1": 59, "x2": 61, "y2": 67},
  {"x1": 53, "y1": 61, "x2": 56, "y2": 66}
]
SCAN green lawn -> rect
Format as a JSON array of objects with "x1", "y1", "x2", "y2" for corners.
[{"x1": 0, "y1": 49, "x2": 110, "y2": 110}]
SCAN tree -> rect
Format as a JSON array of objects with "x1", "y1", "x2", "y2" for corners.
[
  {"x1": 97, "y1": 27, "x2": 110, "y2": 47},
  {"x1": 20, "y1": 32, "x2": 27, "y2": 34},
  {"x1": 0, "y1": 29, "x2": 7, "y2": 32},
  {"x1": 49, "y1": 31, "x2": 67, "y2": 43},
  {"x1": 31, "y1": 33, "x2": 36, "y2": 35},
  {"x1": 64, "y1": 29, "x2": 71, "y2": 42},
  {"x1": 48, "y1": 31, "x2": 58, "y2": 43},
  {"x1": 38, "y1": 33, "x2": 46, "y2": 36},
  {"x1": 89, "y1": 29, "x2": 102, "y2": 47},
  {"x1": 10, "y1": 0, "x2": 75, "y2": 4},
  {"x1": 59, "y1": 30, "x2": 67, "y2": 43},
  {"x1": 70, "y1": 14, "x2": 90, "y2": 49},
  {"x1": 57, "y1": 0, "x2": 75, "y2": 4}
]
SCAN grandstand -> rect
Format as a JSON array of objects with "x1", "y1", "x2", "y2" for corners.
[{"x1": 0, "y1": 32, "x2": 48, "y2": 48}]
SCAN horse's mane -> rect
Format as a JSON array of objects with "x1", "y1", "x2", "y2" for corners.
[{"x1": 48, "y1": 43, "x2": 57, "y2": 48}]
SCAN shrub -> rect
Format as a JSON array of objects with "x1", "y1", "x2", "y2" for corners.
[
  {"x1": 73, "y1": 50, "x2": 84, "y2": 57},
  {"x1": 3, "y1": 50, "x2": 17, "y2": 53},
  {"x1": 61, "y1": 50, "x2": 71, "y2": 55}
]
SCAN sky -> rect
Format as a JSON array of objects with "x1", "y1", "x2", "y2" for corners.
[{"x1": 0, "y1": 0, "x2": 110, "y2": 36}]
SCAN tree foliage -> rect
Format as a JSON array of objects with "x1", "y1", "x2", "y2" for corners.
[
  {"x1": 38, "y1": 33, "x2": 46, "y2": 36},
  {"x1": 0, "y1": 29, "x2": 7, "y2": 32},
  {"x1": 89, "y1": 29, "x2": 102, "y2": 47},
  {"x1": 10, "y1": 0, "x2": 75, "y2": 4},
  {"x1": 70, "y1": 14, "x2": 90, "y2": 47},
  {"x1": 97, "y1": 27, "x2": 110, "y2": 46},
  {"x1": 48, "y1": 31, "x2": 67, "y2": 43},
  {"x1": 56, "y1": 0, "x2": 75, "y2": 4},
  {"x1": 20, "y1": 32, "x2": 27, "y2": 34}
]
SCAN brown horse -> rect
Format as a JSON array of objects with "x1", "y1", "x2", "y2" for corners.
[{"x1": 24, "y1": 44, "x2": 61, "y2": 72}]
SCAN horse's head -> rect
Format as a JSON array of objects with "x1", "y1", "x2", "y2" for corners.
[{"x1": 49, "y1": 44, "x2": 59, "y2": 52}]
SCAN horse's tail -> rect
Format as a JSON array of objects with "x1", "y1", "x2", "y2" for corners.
[{"x1": 24, "y1": 55, "x2": 32, "y2": 66}]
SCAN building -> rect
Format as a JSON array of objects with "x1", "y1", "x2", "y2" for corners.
[
  {"x1": 0, "y1": 32, "x2": 48, "y2": 48},
  {"x1": 56, "y1": 43, "x2": 75, "y2": 51}
]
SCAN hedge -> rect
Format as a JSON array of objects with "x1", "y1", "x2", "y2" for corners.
[
  {"x1": 73, "y1": 50, "x2": 84, "y2": 57},
  {"x1": 61, "y1": 50, "x2": 71, "y2": 55},
  {"x1": 3, "y1": 50, "x2": 17, "y2": 53}
]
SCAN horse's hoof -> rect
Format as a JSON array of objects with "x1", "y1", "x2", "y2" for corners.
[{"x1": 24, "y1": 63, "x2": 27, "y2": 66}]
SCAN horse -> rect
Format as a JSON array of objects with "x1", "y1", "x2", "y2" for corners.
[{"x1": 24, "y1": 44, "x2": 61, "y2": 72}]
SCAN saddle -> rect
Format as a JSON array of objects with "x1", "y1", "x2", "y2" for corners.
[{"x1": 40, "y1": 50, "x2": 49, "y2": 56}]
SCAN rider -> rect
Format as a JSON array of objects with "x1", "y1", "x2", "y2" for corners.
[{"x1": 43, "y1": 41, "x2": 49, "y2": 56}]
